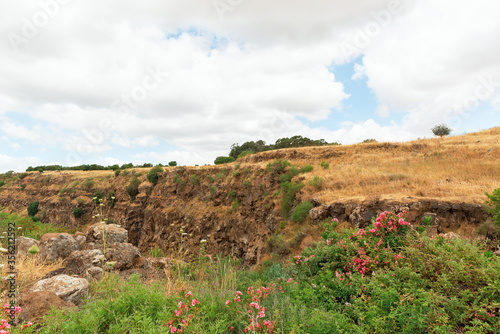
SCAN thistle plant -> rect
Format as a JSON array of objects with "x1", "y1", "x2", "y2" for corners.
[{"x1": 92, "y1": 195, "x2": 115, "y2": 254}]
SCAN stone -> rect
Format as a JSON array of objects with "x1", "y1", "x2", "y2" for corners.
[
  {"x1": 309, "y1": 206, "x2": 328, "y2": 221},
  {"x1": 86, "y1": 223, "x2": 128, "y2": 245},
  {"x1": 74, "y1": 235, "x2": 86, "y2": 250},
  {"x1": 63, "y1": 249, "x2": 104, "y2": 275},
  {"x1": 442, "y1": 232, "x2": 460, "y2": 239},
  {"x1": 86, "y1": 266, "x2": 104, "y2": 279},
  {"x1": 30, "y1": 274, "x2": 90, "y2": 305},
  {"x1": 39, "y1": 233, "x2": 78, "y2": 263},
  {"x1": 104, "y1": 242, "x2": 141, "y2": 270},
  {"x1": 18, "y1": 291, "x2": 76, "y2": 323},
  {"x1": 15, "y1": 236, "x2": 39, "y2": 256}
]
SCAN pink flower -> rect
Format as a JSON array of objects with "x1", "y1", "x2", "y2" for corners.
[
  {"x1": 191, "y1": 299, "x2": 200, "y2": 306},
  {"x1": 185, "y1": 291, "x2": 193, "y2": 297},
  {"x1": 225, "y1": 300, "x2": 230, "y2": 306},
  {"x1": 171, "y1": 327, "x2": 177, "y2": 333},
  {"x1": 263, "y1": 320, "x2": 273, "y2": 328}
]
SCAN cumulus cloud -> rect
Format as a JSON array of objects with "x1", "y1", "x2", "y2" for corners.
[{"x1": 0, "y1": 0, "x2": 498, "y2": 170}]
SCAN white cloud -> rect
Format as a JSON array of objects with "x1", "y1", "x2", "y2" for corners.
[
  {"x1": 0, "y1": 136, "x2": 20, "y2": 151},
  {"x1": 0, "y1": 154, "x2": 41, "y2": 172},
  {"x1": 0, "y1": 0, "x2": 498, "y2": 170}
]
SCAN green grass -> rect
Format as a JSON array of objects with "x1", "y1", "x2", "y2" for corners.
[
  {"x1": 13, "y1": 212, "x2": 500, "y2": 333},
  {"x1": 0, "y1": 212, "x2": 71, "y2": 242}
]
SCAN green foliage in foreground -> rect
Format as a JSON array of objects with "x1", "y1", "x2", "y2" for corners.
[
  {"x1": 486, "y1": 188, "x2": 500, "y2": 226},
  {"x1": 29, "y1": 212, "x2": 500, "y2": 333},
  {"x1": 0, "y1": 212, "x2": 70, "y2": 242}
]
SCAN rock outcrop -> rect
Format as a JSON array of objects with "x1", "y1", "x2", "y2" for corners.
[
  {"x1": 39, "y1": 233, "x2": 78, "y2": 263},
  {"x1": 30, "y1": 274, "x2": 90, "y2": 305}
]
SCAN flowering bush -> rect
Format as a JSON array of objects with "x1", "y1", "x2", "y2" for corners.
[
  {"x1": 0, "y1": 304, "x2": 33, "y2": 334},
  {"x1": 166, "y1": 290, "x2": 200, "y2": 333}
]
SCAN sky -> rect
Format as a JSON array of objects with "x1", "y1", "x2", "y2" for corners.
[{"x1": 0, "y1": 0, "x2": 499, "y2": 172}]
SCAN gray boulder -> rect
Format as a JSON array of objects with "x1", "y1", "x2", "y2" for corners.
[
  {"x1": 39, "y1": 233, "x2": 78, "y2": 263},
  {"x1": 30, "y1": 274, "x2": 89, "y2": 304}
]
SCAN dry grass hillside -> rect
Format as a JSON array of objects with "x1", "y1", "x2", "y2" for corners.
[{"x1": 241, "y1": 126, "x2": 500, "y2": 203}]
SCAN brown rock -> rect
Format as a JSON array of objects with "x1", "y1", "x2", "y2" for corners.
[
  {"x1": 30, "y1": 274, "x2": 90, "y2": 304},
  {"x1": 39, "y1": 234, "x2": 78, "y2": 263},
  {"x1": 86, "y1": 223, "x2": 128, "y2": 245},
  {"x1": 18, "y1": 291, "x2": 76, "y2": 323},
  {"x1": 63, "y1": 249, "x2": 104, "y2": 275},
  {"x1": 15, "y1": 236, "x2": 39, "y2": 256},
  {"x1": 40, "y1": 233, "x2": 69, "y2": 244},
  {"x1": 105, "y1": 242, "x2": 141, "y2": 270}
]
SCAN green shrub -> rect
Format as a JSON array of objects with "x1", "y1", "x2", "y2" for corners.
[
  {"x1": 237, "y1": 150, "x2": 254, "y2": 159},
  {"x1": 72, "y1": 207, "x2": 83, "y2": 218},
  {"x1": 84, "y1": 178, "x2": 95, "y2": 189},
  {"x1": 169, "y1": 161, "x2": 177, "y2": 167},
  {"x1": 228, "y1": 190, "x2": 237, "y2": 200},
  {"x1": 432, "y1": 123, "x2": 452, "y2": 137},
  {"x1": 114, "y1": 169, "x2": 121, "y2": 177},
  {"x1": 485, "y1": 188, "x2": 500, "y2": 226},
  {"x1": 281, "y1": 181, "x2": 304, "y2": 219},
  {"x1": 0, "y1": 181, "x2": 4, "y2": 187},
  {"x1": 18, "y1": 172, "x2": 28, "y2": 179},
  {"x1": 308, "y1": 176, "x2": 324, "y2": 189},
  {"x1": 209, "y1": 185, "x2": 217, "y2": 197},
  {"x1": 243, "y1": 180, "x2": 251, "y2": 188},
  {"x1": 147, "y1": 166, "x2": 164, "y2": 185},
  {"x1": 291, "y1": 202, "x2": 313, "y2": 223},
  {"x1": 20, "y1": 184, "x2": 26, "y2": 190},
  {"x1": 214, "y1": 156, "x2": 235, "y2": 165},
  {"x1": 190, "y1": 175, "x2": 201, "y2": 185},
  {"x1": 320, "y1": 161, "x2": 330, "y2": 169},
  {"x1": 266, "y1": 159, "x2": 291, "y2": 174},
  {"x1": 173, "y1": 175, "x2": 181, "y2": 184},
  {"x1": 27, "y1": 201, "x2": 39, "y2": 217},
  {"x1": 300, "y1": 164, "x2": 313, "y2": 173},
  {"x1": 362, "y1": 138, "x2": 377, "y2": 143},
  {"x1": 126, "y1": 177, "x2": 141, "y2": 200}
]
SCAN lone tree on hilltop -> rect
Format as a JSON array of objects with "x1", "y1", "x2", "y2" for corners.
[{"x1": 432, "y1": 124, "x2": 451, "y2": 137}]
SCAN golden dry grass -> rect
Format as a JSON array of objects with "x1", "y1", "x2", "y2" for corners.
[
  {"x1": 248, "y1": 127, "x2": 500, "y2": 203},
  {"x1": 1, "y1": 254, "x2": 64, "y2": 301}
]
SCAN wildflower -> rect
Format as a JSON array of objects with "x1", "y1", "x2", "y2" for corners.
[
  {"x1": 191, "y1": 299, "x2": 199, "y2": 306},
  {"x1": 225, "y1": 300, "x2": 230, "y2": 306},
  {"x1": 185, "y1": 291, "x2": 193, "y2": 297},
  {"x1": 171, "y1": 327, "x2": 177, "y2": 333},
  {"x1": 0, "y1": 248, "x2": 7, "y2": 253},
  {"x1": 200, "y1": 239, "x2": 207, "y2": 243}
]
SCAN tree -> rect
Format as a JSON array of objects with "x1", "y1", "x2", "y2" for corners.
[
  {"x1": 432, "y1": 124, "x2": 451, "y2": 137},
  {"x1": 214, "y1": 156, "x2": 235, "y2": 165},
  {"x1": 168, "y1": 161, "x2": 177, "y2": 167}
]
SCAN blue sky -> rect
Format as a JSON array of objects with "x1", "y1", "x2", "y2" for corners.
[{"x1": 0, "y1": 0, "x2": 499, "y2": 172}]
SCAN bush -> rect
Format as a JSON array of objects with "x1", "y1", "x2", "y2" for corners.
[
  {"x1": 148, "y1": 245, "x2": 165, "y2": 258},
  {"x1": 320, "y1": 161, "x2": 330, "y2": 169},
  {"x1": 173, "y1": 175, "x2": 181, "y2": 184},
  {"x1": 300, "y1": 164, "x2": 313, "y2": 173},
  {"x1": 266, "y1": 159, "x2": 291, "y2": 174},
  {"x1": 18, "y1": 172, "x2": 28, "y2": 179},
  {"x1": 432, "y1": 124, "x2": 451, "y2": 137},
  {"x1": 84, "y1": 178, "x2": 95, "y2": 189},
  {"x1": 308, "y1": 176, "x2": 324, "y2": 189},
  {"x1": 214, "y1": 156, "x2": 235, "y2": 165},
  {"x1": 126, "y1": 177, "x2": 141, "y2": 200},
  {"x1": 27, "y1": 201, "x2": 39, "y2": 217},
  {"x1": 147, "y1": 166, "x2": 164, "y2": 185},
  {"x1": 190, "y1": 175, "x2": 201, "y2": 185},
  {"x1": 291, "y1": 202, "x2": 313, "y2": 223},
  {"x1": 0, "y1": 181, "x2": 4, "y2": 187},
  {"x1": 168, "y1": 161, "x2": 177, "y2": 167},
  {"x1": 281, "y1": 181, "x2": 304, "y2": 219},
  {"x1": 20, "y1": 184, "x2": 26, "y2": 190},
  {"x1": 114, "y1": 170, "x2": 121, "y2": 177},
  {"x1": 72, "y1": 207, "x2": 83, "y2": 218},
  {"x1": 485, "y1": 188, "x2": 500, "y2": 226},
  {"x1": 362, "y1": 138, "x2": 377, "y2": 143},
  {"x1": 237, "y1": 150, "x2": 254, "y2": 159}
]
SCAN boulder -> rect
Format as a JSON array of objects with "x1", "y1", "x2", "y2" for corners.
[
  {"x1": 30, "y1": 274, "x2": 89, "y2": 305},
  {"x1": 15, "y1": 236, "x2": 39, "y2": 256},
  {"x1": 104, "y1": 242, "x2": 141, "y2": 270},
  {"x1": 63, "y1": 249, "x2": 104, "y2": 276},
  {"x1": 309, "y1": 205, "x2": 329, "y2": 221},
  {"x1": 39, "y1": 233, "x2": 78, "y2": 263},
  {"x1": 18, "y1": 291, "x2": 76, "y2": 323},
  {"x1": 86, "y1": 266, "x2": 104, "y2": 280},
  {"x1": 86, "y1": 223, "x2": 128, "y2": 245},
  {"x1": 442, "y1": 232, "x2": 461, "y2": 239}
]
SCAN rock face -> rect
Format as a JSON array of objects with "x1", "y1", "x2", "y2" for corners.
[
  {"x1": 39, "y1": 233, "x2": 78, "y2": 263},
  {"x1": 86, "y1": 223, "x2": 128, "y2": 245},
  {"x1": 18, "y1": 291, "x2": 76, "y2": 323},
  {"x1": 105, "y1": 242, "x2": 141, "y2": 270},
  {"x1": 30, "y1": 274, "x2": 89, "y2": 305},
  {"x1": 15, "y1": 236, "x2": 39, "y2": 256}
]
